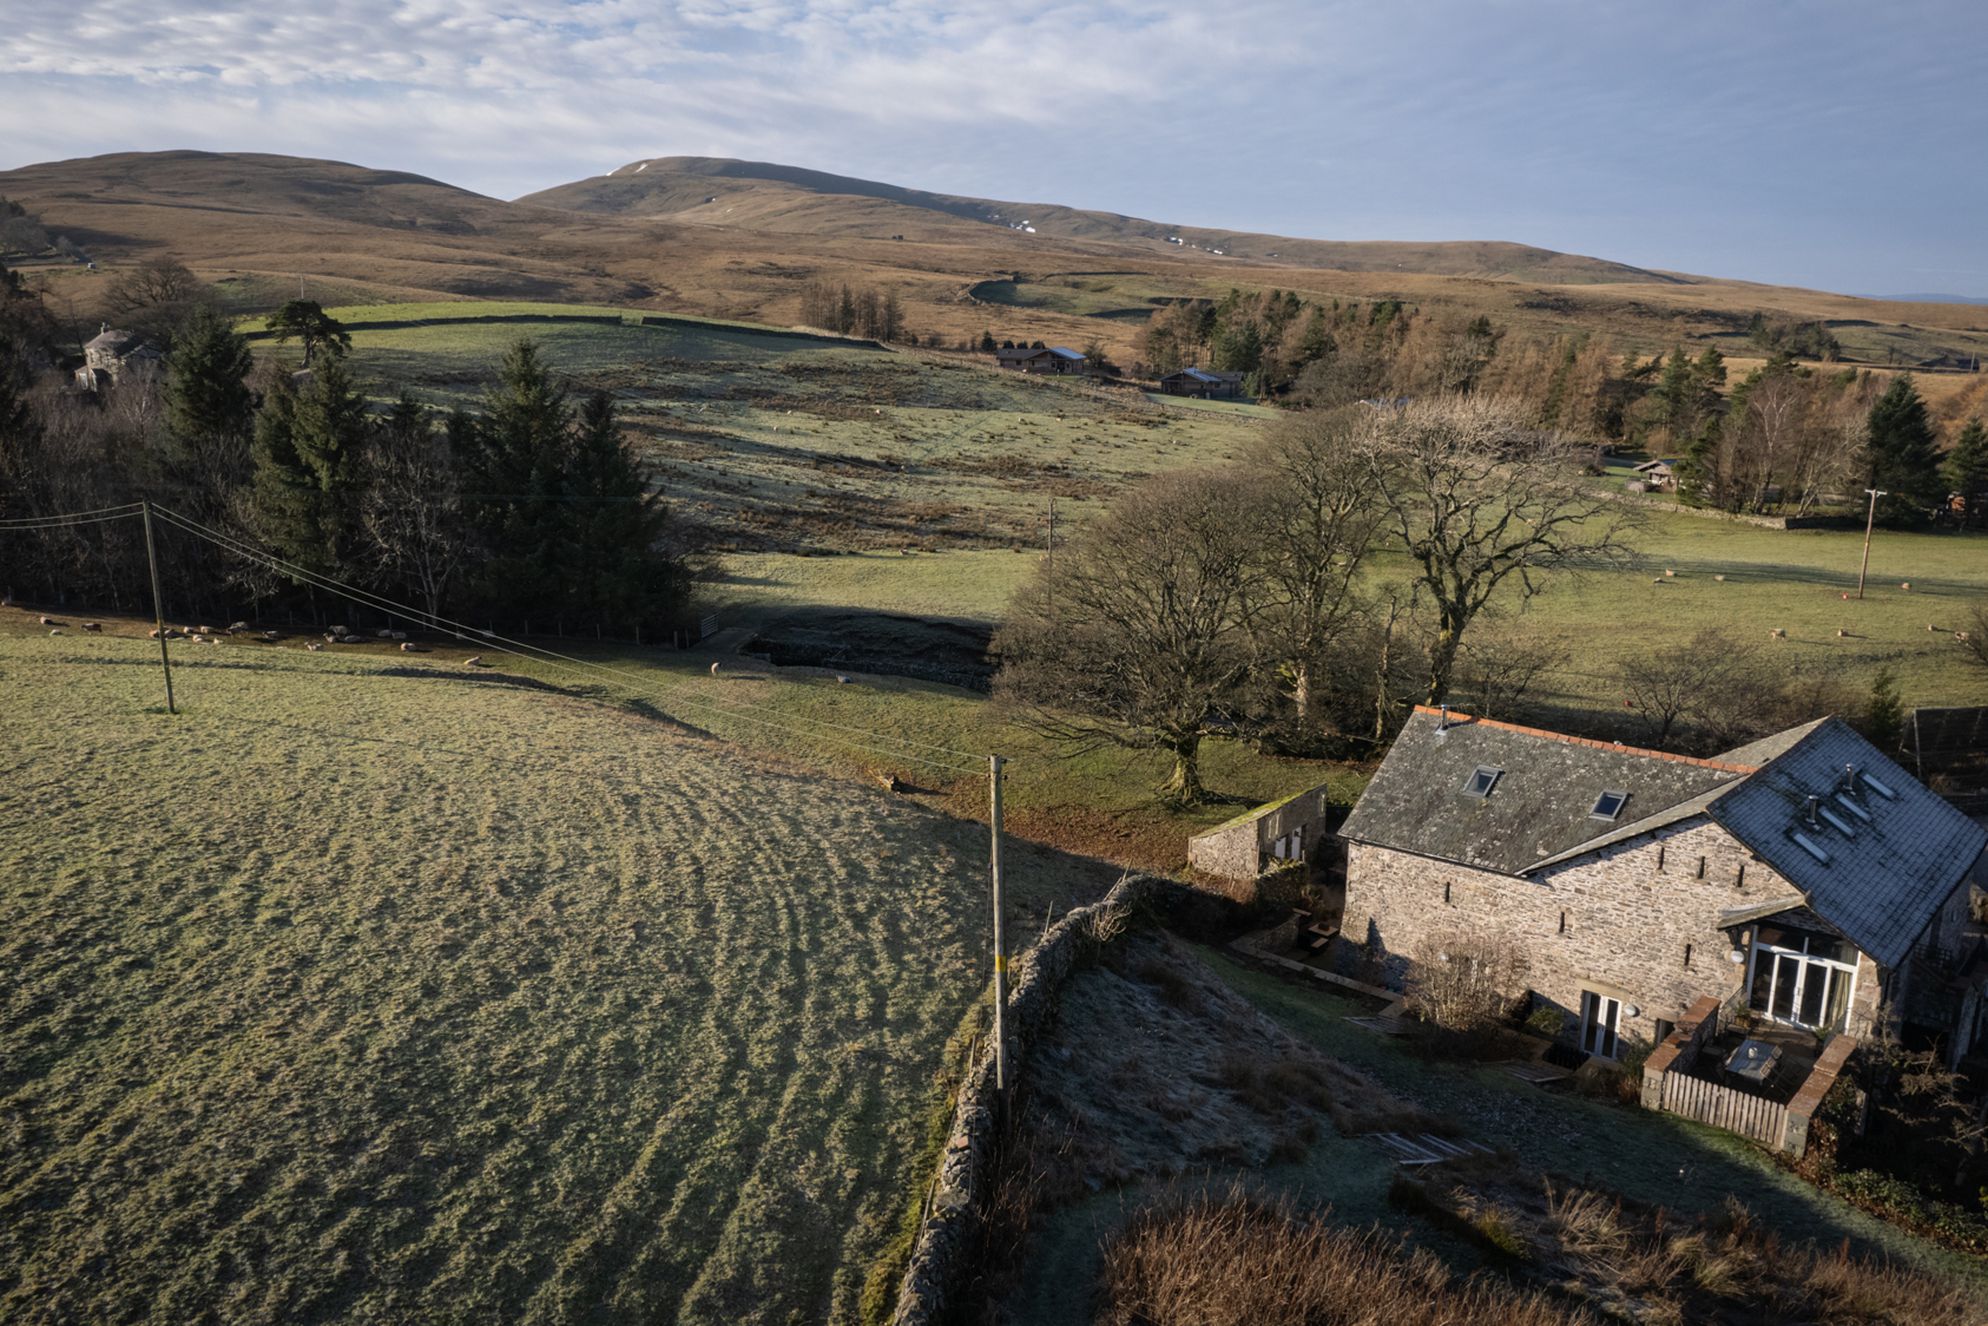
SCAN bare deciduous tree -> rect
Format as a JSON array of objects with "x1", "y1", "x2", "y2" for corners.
[
  {"x1": 1451, "y1": 621, "x2": 1566, "y2": 722},
  {"x1": 1360, "y1": 396, "x2": 1635, "y2": 703},
  {"x1": 995, "y1": 468, "x2": 1258, "y2": 805},
  {"x1": 1235, "y1": 408, "x2": 1381, "y2": 740},
  {"x1": 364, "y1": 399, "x2": 467, "y2": 617}
]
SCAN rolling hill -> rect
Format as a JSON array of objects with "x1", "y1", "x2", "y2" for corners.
[
  {"x1": 5, "y1": 149, "x2": 1988, "y2": 382},
  {"x1": 519, "y1": 155, "x2": 1676, "y2": 285}
]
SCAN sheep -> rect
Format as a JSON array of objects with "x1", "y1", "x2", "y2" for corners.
[
  {"x1": 1900, "y1": 582, "x2": 1912, "y2": 591},
  {"x1": 228, "y1": 621, "x2": 249, "y2": 633},
  {"x1": 329, "y1": 625, "x2": 348, "y2": 637},
  {"x1": 390, "y1": 631, "x2": 407, "y2": 642},
  {"x1": 48, "y1": 627, "x2": 63, "y2": 636},
  {"x1": 1664, "y1": 568, "x2": 1676, "y2": 577},
  {"x1": 399, "y1": 641, "x2": 423, "y2": 653},
  {"x1": 1713, "y1": 574, "x2": 1727, "y2": 582},
  {"x1": 376, "y1": 629, "x2": 396, "y2": 640},
  {"x1": 38, "y1": 615, "x2": 58, "y2": 626},
  {"x1": 196, "y1": 625, "x2": 215, "y2": 636},
  {"x1": 1769, "y1": 628, "x2": 1787, "y2": 639},
  {"x1": 261, "y1": 630, "x2": 280, "y2": 642},
  {"x1": 710, "y1": 661, "x2": 722, "y2": 675},
  {"x1": 305, "y1": 641, "x2": 324, "y2": 652},
  {"x1": 1836, "y1": 629, "x2": 1851, "y2": 638},
  {"x1": 464, "y1": 655, "x2": 484, "y2": 668},
  {"x1": 81, "y1": 622, "x2": 101, "y2": 633}
]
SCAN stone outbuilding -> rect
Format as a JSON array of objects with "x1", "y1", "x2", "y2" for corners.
[
  {"x1": 1188, "y1": 780, "x2": 1338, "y2": 883},
  {"x1": 1338, "y1": 706, "x2": 1987, "y2": 1064}
]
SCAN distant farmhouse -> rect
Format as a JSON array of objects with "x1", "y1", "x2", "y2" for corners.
[
  {"x1": 1339, "y1": 707, "x2": 1988, "y2": 1066},
  {"x1": 1158, "y1": 367, "x2": 1245, "y2": 400},
  {"x1": 73, "y1": 326, "x2": 163, "y2": 392},
  {"x1": 994, "y1": 345, "x2": 1088, "y2": 375},
  {"x1": 1633, "y1": 457, "x2": 1679, "y2": 491}
]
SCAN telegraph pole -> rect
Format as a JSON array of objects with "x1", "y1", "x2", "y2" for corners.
[
  {"x1": 988, "y1": 754, "x2": 1008, "y2": 1094},
  {"x1": 141, "y1": 500, "x2": 176, "y2": 714},
  {"x1": 1857, "y1": 488, "x2": 1887, "y2": 600}
]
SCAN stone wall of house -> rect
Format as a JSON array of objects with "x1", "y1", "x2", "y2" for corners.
[{"x1": 1344, "y1": 815, "x2": 1884, "y2": 1051}]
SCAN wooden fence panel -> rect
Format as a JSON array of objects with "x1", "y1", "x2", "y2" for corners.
[{"x1": 1659, "y1": 1072, "x2": 1788, "y2": 1149}]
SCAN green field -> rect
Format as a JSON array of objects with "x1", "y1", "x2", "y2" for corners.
[
  {"x1": 0, "y1": 624, "x2": 1125, "y2": 1324},
  {"x1": 306, "y1": 307, "x2": 1257, "y2": 555}
]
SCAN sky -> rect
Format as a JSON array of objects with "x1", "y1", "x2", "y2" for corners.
[{"x1": 2, "y1": 0, "x2": 1984, "y2": 295}]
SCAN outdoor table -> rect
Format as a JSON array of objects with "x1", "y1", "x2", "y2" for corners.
[{"x1": 1724, "y1": 1038, "x2": 1781, "y2": 1085}]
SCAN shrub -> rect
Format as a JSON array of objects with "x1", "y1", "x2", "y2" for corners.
[
  {"x1": 1407, "y1": 930, "x2": 1529, "y2": 1034},
  {"x1": 1097, "y1": 1187, "x2": 1581, "y2": 1326}
]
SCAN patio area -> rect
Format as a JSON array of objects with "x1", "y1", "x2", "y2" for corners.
[{"x1": 1684, "y1": 1020, "x2": 1825, "y2": 1103}]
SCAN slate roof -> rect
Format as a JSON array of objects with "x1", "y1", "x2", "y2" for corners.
[
  {"x1": 1702, "y1": 717, "x2": 1986, "y2": 969},
  {"x1": 1343, "y1": 708, "x2": 1987, "y2": 972},
  {"x1": 1338, "y1": 708, "x2": 1751, "y2": 875},
  {"x1": 1164, "y1": 367, "x2": 1245, "y2": 384}
]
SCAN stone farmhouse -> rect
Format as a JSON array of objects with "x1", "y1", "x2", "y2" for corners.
[
  {"x1": 73, "y1": 326, "x2": 163, "y2": 391},
  {"x1": 993, "y1": 345, "x2": 1087, "y2": 375},
  {"x1": 1338, "y1": 706, "x2": 1988, "y2": 1065}
]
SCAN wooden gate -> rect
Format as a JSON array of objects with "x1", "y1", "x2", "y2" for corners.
[{"x1": 1659, "y1": 1072, "x2": 1788, "y2": 1149}]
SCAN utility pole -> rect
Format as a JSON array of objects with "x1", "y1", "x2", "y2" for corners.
[
  {"x1": 988, "y1": 753, "x2": 1008, "y2": 1094},
  {"x1": 1857, "y1": 488, "x2": 1887, "y2": 600},
  {"x1": 140, "y1": 500, "x2": 176, "y2": 714}
]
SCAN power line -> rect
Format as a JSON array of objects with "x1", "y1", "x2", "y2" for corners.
[
  {"x1": 147, "y1": 504, "x2": 985, "y2": 774},
  {"x1": 0, "y1": 504, "x2": 146, "y2": 530}
]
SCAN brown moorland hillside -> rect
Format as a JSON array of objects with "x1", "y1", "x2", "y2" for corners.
[{"x1": 5, "y1": 149, "x2": 1986, "y2": 409}]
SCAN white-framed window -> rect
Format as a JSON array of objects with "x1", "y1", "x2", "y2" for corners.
[
  {"x1": 1269, "y1": 825, "x2": 1306, "y2": 861},
  {"x1": 1579, "y1": 990, "x2": 1621, "y2": 1060},
  {"x1": 1746, "y1": 924, "x2": 1857, "y2": 1032}
]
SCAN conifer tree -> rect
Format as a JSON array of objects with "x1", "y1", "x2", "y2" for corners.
[
  {"x1": 1944, "y1": 417, "x2": 1988, "y2": 529},
  {"x1": 289, "y1": 355, "x2": 374, "y2": 571},
  {"x1": 1864, "y1": 375, "x2": 1943, "y2": 524},
  {"x1": 563, "y1": 390, "x2": 688, "y2": 630}
]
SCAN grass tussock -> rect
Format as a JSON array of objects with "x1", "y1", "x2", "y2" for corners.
[
  {"x1": 1095, "y1": 1188, "x2": 1588, "y2": 1326},
  {"x1": 1538, "y1": 1183, "x2": 1985, "y2": 1325}
]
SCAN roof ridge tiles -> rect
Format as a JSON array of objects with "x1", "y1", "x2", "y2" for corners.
[{"x1": 1409, "y1": 705, "x2": 1761, "y2": 775}]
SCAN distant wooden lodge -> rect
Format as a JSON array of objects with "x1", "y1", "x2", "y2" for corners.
[
  {"x1": 995, "y1": 345, "x2": 1088, "y2": 375},
  {"x1": 1158, "y1": 367, "x2": 1245, "y2": 399}
]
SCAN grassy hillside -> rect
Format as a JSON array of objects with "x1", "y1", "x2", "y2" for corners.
[
  {"x1": 0, "y1": 622, "x2": 1124, "y2": 1325},
  {"x1": 318, "y1": 307, "x2": 1257, "y2": 552}
]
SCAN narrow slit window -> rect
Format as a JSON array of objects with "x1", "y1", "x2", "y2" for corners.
[
  {"x1": 1590, "y1": 789, "x2": 1628, "y2": 821},
  {"x1": 1462, "y1": 766, "x2": 1503, "y2": 798}
]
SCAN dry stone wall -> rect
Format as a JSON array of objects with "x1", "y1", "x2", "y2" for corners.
[{"x1": 890, "y1": 874, "x2": 1190, "y2": 1326}]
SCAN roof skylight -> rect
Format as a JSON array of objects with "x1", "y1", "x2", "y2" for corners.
[
  {"x1": 1860, "y1": 771, "x2": 1898, "y2": 801},
  {"x1": 1462, "y1": 766, "x2": 1503, "y2": 799},
  {"x1": 1791, "y1": 830, "x2": 1832, "y2": 864},
  {"x1": 1590, "y1": 790, "x2": 1628, "y2": 821}
]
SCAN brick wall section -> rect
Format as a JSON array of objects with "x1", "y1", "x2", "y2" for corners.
[
  {"x1": 1344, "y1": 815, "x2": 1884, "y2": 1052},
  {"x1": 1782, "y1": 1035, "x2": 1858, "y2": 1158}
]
